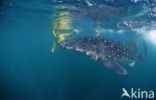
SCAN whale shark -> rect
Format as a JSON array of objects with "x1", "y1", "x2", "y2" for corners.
[{"x1": 60, "y1": 37, "x2": 145, "y2": 75}]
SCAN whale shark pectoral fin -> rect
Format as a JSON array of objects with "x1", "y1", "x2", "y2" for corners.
[{"x1": 98, "y1": 58, "x2": 127, "y2": 75}]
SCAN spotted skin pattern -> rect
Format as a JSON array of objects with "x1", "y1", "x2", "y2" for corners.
[{"x1": 60, "y1": 37, "x2": 142, "y2": 75}]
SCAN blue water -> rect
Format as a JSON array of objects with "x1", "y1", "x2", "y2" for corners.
[{"x1": 0, "y1": 0, "x2": 156, "y2": 100}]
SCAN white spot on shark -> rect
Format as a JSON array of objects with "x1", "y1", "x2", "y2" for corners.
[
  {"x1": 66, "y1": 47, "x2": 73, "y2": 49},
  {"x1": 76, "y1": 48, "x2": 84, "y2": 52},
  {"x1": 129, "y1": 62, "x2": 135, "y2": 67}
]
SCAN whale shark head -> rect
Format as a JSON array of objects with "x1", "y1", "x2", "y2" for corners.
[{"x1": 60, "y1": 38, "x2": 76, "y2": 49}]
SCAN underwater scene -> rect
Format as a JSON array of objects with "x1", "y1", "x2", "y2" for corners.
[{"x1": 0, "y1": 0, "x2": 156, "y2": 100}]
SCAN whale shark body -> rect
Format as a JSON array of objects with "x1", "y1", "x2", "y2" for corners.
[{"x1": 60, "y1": 37, "x2": 144, "y2": 75}]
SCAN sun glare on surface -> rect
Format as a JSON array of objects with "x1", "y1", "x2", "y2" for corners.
[{"x1": 148, "y1": 30, "x2": 156, "y2": 45}]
